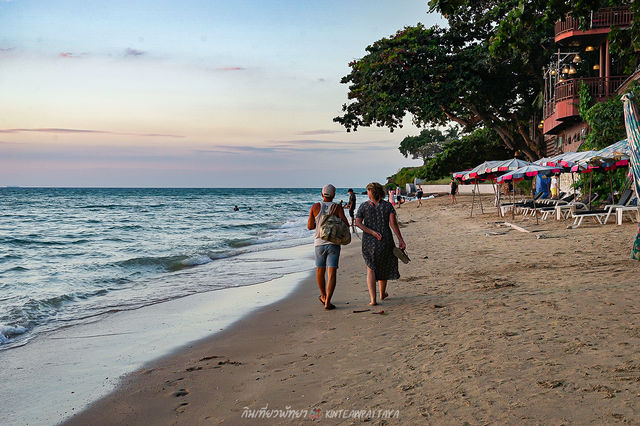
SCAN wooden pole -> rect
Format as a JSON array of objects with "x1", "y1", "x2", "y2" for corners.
[
  {"x1": 478, "y1": 181, "x2": 484, "y2": 214},
  {"x1": 470, "y1": 181, "x2": 476, "y2": 217},
  {"x1": 589, "y1": 172, "x2": 593, "y2": 210},
  {"x1": 511, "y1": 180, "x2": 516, "y2": 220}
]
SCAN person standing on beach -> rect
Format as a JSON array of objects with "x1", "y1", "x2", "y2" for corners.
[
  {"x1": 450, "y1": 178, "x2": 458, "y2": 204},
  {"x1": 356, "y1": 182, "x2": 406, "y2": 306},
  {"x1": 344, "y1": 188, "x2": 357, "y2": 233},
  {"x1": 550, "y1": 174, "x2": 559, "y2": 198},
  {"x1": 416, "y1": 185, "x2": 423, "y2": 208},
  {"x1": 395, "y1": 186, "x2": 402, "y2": 208},
  {"x1": 307, "y1": 184, "x2": 349, "y2": 310}
]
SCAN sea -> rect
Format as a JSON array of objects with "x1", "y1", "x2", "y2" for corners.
[{"x1": 0, "y1": 187, "x2": 360, "y2": 350}]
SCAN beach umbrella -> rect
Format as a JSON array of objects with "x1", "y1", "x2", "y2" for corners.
[
  {"x1": 622, "y1": 93, "x2": 640, "y2": 260},
  {"x1": 461, "y1": 160, "x2": 503, "y2": 180},
  {"x1": 596, "y1": 139, "x2": 630, "y2": 159},
  {"x1": 460, "y1": 160, "x2": 504, "y2": 216},
  {"x1": 534, "y1": 153, "x2": 564, "y2": 167},
  {"x1": 495, "y1": 165, "x2": 561, "y2": 183},
  {"x1": 487, "y1": 158, "x2": 533, "y2": 173},
  {"x1": 496, "y1": 165, "x2": 561, "y2": 223},
  {"x1": 452, "y1": 170, "x2": 468, "y2": 179}
]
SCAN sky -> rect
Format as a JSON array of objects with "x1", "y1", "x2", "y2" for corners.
[{"x1": 0, "y1": 0, "x2": 443, "y2": 187}]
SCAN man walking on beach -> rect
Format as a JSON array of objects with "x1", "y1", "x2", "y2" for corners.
[
  {"x1": 344, "y1": 188, "x2": 357, "y2": 233},
  {"x1": 307, "y1": 184, "x2": 349, "y2": 310}
]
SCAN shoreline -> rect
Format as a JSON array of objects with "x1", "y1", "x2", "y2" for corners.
[
  {"x1": 55, "y1": 195, "x2": 640, "y2": 423},
  {"x1": 0, "y1": 244, "x2": 315, "y2": 426}
]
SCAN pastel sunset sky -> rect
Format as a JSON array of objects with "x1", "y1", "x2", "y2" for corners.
[{"x1": 0, "y1": 0, "x2": 442, "y2": 187}]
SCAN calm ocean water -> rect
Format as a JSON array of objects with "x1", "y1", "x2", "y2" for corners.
[{"x1": 0, "y1": 187, "x2": 361, "y2": 349}]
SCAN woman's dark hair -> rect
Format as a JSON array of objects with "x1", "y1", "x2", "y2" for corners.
[{"x1": 366, "y1": 182, "x2": 385, "y2": 202}]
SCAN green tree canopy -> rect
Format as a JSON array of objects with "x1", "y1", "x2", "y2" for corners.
[
  {"x1": 334, "y1": 3, "x2": 551, "y2": 160},
  {"x1": 398, "y1": 127, "x2": 458, "y2": 163},
  {"x1": 429, "y1": 0, "x2": 638, "y2": 72},
  {"x1": 388, "y1": 127, "x2": 514, "y2": 186}
]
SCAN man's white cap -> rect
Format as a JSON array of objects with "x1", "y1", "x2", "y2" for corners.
[{"x1": 322, "y1": 184, "x2": 336, "y2": 197}]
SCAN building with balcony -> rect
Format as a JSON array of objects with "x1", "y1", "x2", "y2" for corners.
[{"x1": 542, "y1": 7, "x2": 633, "y2": 156}]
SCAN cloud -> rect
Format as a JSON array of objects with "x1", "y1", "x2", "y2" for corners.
[
  {"x1": 124, "y1": 48, "x2": 145, "y2": 57},
  {"x1": 214, "y1": 66, "x2": 246, "y2": 72},
  {"x1": 58, "y1": 51, "x2": 88, "y2": 59},
  {"x1": 195, "y1": 139, "x2": 398, "y2": 156},
  {"x1": 295, "y1": 129, "x2": 343, "y2": 136},
  {"x1": 0, "y1": 128, "x2": 184, "y2": 138},
  {"x1": 0, "y1": 47, "x2": 15, "y2": 53}
]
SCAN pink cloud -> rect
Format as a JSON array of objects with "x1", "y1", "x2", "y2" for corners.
[
  {"x1": 0, "y1": 128, "x2": 184, "y2": 138},
  {"x1": 216, "y1": 66, "x2": 246, "y2": 71}
]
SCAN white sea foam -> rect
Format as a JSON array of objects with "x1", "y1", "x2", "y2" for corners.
[
  {"x1": 0, "y1": 325, "x2": 27, "y2": 344},
  {"x1": 180, "y1": 254, "x2": 213, "y2": 267}
]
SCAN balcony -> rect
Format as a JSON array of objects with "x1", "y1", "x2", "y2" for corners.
[
  {"x1": 543, "y1": 76, "x2": 627, "y2": 134},
  {"x1": 555, "y1": 7, "x2": 632, "y2": 42}
]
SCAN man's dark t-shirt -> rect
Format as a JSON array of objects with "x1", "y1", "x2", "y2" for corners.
[{"x1": 348, "y1": 193, "x2": 356, "y2": 217}]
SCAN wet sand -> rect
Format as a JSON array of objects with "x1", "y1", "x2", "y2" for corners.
[{"x1": 66, "y1": 194, "x2": 640, "y2": 424}]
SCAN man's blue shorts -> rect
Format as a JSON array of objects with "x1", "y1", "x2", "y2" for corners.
[{"x1": 314, "y1": 244, "x2": 341, "y2": 268}]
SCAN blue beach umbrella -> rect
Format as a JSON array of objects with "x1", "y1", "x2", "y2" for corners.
[{"x1": 621, "y1": 93, "x2": 640, "y2": 260}]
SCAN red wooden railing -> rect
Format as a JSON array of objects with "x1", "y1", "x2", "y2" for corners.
[
  {"x1": 555, "y1": 7, "x2": 632, "y2": 36},
  {"x1": 543, "y1": 76, "x2": 628, "y2": 119}
]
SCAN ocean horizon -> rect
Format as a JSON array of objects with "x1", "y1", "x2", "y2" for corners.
[{"x1": 0, "y1": 187, "x2": 363, "y2": 349}]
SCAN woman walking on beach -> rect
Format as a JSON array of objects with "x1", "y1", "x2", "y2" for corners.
[{"x1": 356, "y1": 182, "x2": 406, "y2": 306}]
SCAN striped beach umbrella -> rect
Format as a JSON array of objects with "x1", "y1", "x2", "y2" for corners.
[
  {"x1": 495, "y1": 164, "x2": 561, "y2": 183},
  {"x1": 487, "y1": 158, "x2": 533, "y2": 173},
  {"x1": 452, "y1": 170, "x2": 468, "y2": 179},
  {"x1": 596, "y1": 139, "x2": 630, "y2": 159},
  {"x1": 461, "y1": 160, "x2": 503, "y2": 181},
  {"x1": 621, "y1": 93, "x2": 640, "y2": 260}
]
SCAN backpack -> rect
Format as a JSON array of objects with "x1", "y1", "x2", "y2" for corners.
[{"x1": 319, "y1": 204, "x2": 351, "y2": 245}]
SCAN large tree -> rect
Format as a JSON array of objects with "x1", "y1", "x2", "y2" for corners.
[
  {"x1": 398, "y1": 127, "x2": 458, "y2": 163},
  {"x1": 334, "y1": 2, "x2": 553, "y2": 161},
  {"x1": 430, "y1": 0, "x2": 638, "y2": 71}
]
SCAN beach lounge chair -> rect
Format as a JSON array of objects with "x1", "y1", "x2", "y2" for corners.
[
  {"x1": 500, "y1": 192, "x2": 543, "y2": 216},
  {"x1": 539, "y1": 193, "x2": 575, "y2": 220},
  {"x1": 554, "y1": 193, "x2": 599, "y2": 220},
  {"x1": 522, "y1": 192, "x2": 566, "y2": 216},
  {"x1": 615, "y1": 197, "x2": 639, "y2": 225},
  {"x1": 568, "y1": 205, "x2": 608, "y2": 228},
  {"x1": 601, "y1": 189, "x2": 634, "y2": 224}
]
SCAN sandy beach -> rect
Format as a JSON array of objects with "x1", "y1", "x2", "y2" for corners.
[{"x1": 66, "y1": 194, "x2": 640, "y2": 424}]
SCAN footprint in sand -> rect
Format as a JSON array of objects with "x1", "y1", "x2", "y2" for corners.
[
  {"x1": 175, "y1": 402, "x2": 189, "y2": 413},
  {"x1": 173, "y1": 388, "x2": 189, "y2": 397}
]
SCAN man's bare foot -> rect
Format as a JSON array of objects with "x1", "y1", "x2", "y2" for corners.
[
  {"x1": 381, "y1": 292, "x2": 389, "y2": 300},
  {"x1": 318, "y1": 295, "x2": 326, "y2": 305},
  {"x1": 324, "y1": 303, "x2": 336, "y2": 310},
  {"x1": 369, "y1": 301, "x2": 378, "y2": 306}
]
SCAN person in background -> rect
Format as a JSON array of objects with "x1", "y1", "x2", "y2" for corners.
[
  {"x1": 344, "y1": 188, "x2": 357, "y2": 233},
  {"x1": 307, "y1": 184, "x2": 349, "y2": 310},
  {"x1": 550, "y1": 174, "x2": 559, "y2": 198},
  {"x1": 416, "y1": 185, "x2": 423, "y2": 208},
  {"x1": 450, "y1": 178, "x2": 458, "y2": 204},
  {"x1": 356, "y1": 182, "x2": 406, "y2": 306},
  {"x1": 395, "y1": 186, "x2": 402, "y2": 208},
  {"x1": 388, "y1": 187, "x2": 396, "y2": 206},
  {"x1": 233, "y1": 205, "x2": 239, "y2": 211}
]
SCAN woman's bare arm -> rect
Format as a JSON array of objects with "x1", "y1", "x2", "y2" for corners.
[{"x1": 356, "y1": 218, "x2": 382, "y2": 240}]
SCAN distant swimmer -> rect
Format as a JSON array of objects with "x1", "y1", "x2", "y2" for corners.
[{"x1": 233, "y1": 205, "x2": 239, "y2": 211}]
